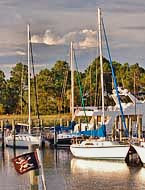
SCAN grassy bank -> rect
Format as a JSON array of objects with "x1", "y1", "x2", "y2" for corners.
[{"x1": 0, "y1": 113, "x2": 72, "y2": 127}]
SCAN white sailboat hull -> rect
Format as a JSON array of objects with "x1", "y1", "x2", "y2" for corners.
[
  {"x1": 5, "y1": 134, "x2": 41, "y2": 148},
  {"x1": 132, "y1": 144, "x2": 145, "y2": 164},
  {"x1": 70, "y1": 141, "x2": 130, "y2": 160}
]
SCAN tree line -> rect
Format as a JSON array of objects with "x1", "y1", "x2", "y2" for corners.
[{"x1": 0, "y1": 57, "x2": 144, "y2": 115}]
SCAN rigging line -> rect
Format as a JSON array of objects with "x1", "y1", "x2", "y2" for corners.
[
  {"x1": 29, "y1": 31, "x2": 41, "y2": 128},
  {"x1": 101, "y1": 18, "x2": 128, "y2": 136},
  {"x1": 60, "y1": 70, "x2": 68, "y2": 113},
  {"x1": 60, "y1": 51, "x2": 70, "y2": 107},
  {"x1": 89, "y1": 66, "x2": 92, "y2": 106},
  {"x1": 60, "y1": 65, "x2": 69, "y2": 107},
  {"x1": 73, "y1": 48, "x2": 88, "y2": 125}
]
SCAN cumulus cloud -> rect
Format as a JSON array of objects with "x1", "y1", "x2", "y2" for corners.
[
  {"x1": 78, "y1": 29, "x2": 97, "y2": 48},
  {"x1": 43, "y1": 30, "x2": 62, "y2": 45},
  {"x1": 31, "y1": 30, "x2": 61, "y2": 45},
  {"x1": 31, "y1": 35, "x2": 43, "y2": 43},
  {"x1": 31, "y1": 29, "x2": 97, "y2": 49}
]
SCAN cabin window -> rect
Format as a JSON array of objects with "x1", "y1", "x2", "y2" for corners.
[
  {"x1": 105, "y1": 95, "x2": 116, "y2": 106},
  {"x1": 85, "y1": 143, "x2": 94, "y2": 145},
  {"x1": 120, "y1": 95, "x2": 133, "y2": 103}
]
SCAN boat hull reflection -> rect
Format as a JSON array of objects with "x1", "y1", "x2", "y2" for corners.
[{"x1": 71, "y1": 158, "x2": 130, "y2": 176}]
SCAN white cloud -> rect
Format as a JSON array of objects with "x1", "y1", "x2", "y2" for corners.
[
  {"x1": 43, "y1": 30, "x2": 61, "y2": 45},
  {"x1": 79, "y1": 29, "x2": 97, "y2": 48},
  {"x1": 31, "y1": 35, "x2": 43, "y2": 43},
  {"x1": 16, "y1": 50, "x2": 26, "y2": 55},
  {"x1": 31, "y1": 29, "x2": 97, "y2": 49}
]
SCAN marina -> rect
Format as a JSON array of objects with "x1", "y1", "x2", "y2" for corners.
[{"x1": 0, "y1": 1, "x2": 145, "y2": 189}]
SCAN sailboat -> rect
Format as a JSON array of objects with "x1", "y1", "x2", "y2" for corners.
[
  {"x1": 5, "y1": 24, "x2": 42, "y2": 148},
  {"x1": 70, "y1": 8, "x2": 130, "y2": 160},
  {"x1": 47, "y1": 42, "x2": 81, "y2": 148}
]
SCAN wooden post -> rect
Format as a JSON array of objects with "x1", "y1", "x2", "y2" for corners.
[
  {"x1": 112, "y1": 124, "x2": 115, "y2": 141},
  {"x1": 126, "y1": 116, "x2": 129, "y2": 132},
  {"x1": 119, "y1": 116, "x2": 123, "y2": 141},
  {"x1": 94, "y1": 117, "x2": 96, "y2": 130},
  {"x1": 67, "y1": 120, "x2": 69, "y2": 127},
  {"x1": 78, "y1": 118, "x2": 81, "y2": 132},
  {"x1": 139, "y1": 116, "x2": 142, "y2": 139},
  {"x1": 40, "y1": 119, "x2": 43, "y2": 127},
  {"x1": 12, "y1": 119, "x2": 16, "y2": 149},
  {"x1": 0, "y1": 120, "x2": 2, "y2": 132},
  {"x1": 54, "y1": 120, "x2": 57, "y2": 147},
  {"x1": 40, "y1": 119, "x2": 43, "y2": 133},
  {"x1": 1, "y1": 120, "x2": 4, "y2": 150},
  {"x1": 60, "y1": 118, "x2": 62, "y2": 126},
  {"x1": 12, "y1": 119, "x2": 15, "y2": 131},
  {"x1": 90, "y1": 116, "x2": 95, "y2": 129},
  {"x1": 114, "y1": 117, "x2": 118, "y2": 141},
  {"x1": 129, "y1": 116, "x2": 132, "y2": 138},
  {"x1": 137, "y1": 115, "x2": 142, "y2": 140}
]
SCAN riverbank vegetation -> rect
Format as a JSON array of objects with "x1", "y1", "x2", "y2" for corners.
[{"x1": 0, "y1": 57, "x2": 145, "y2": 115}]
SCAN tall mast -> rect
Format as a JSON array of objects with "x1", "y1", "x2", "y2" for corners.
[
  {"x1": 20, "y1": 81, "x2": 23, "y2": 116},
  {"x1": 134, "y1": 72, "x2": 137, "y2": 126},
  {"x1": 98, "y1": 8, "x2": 105, "y2": 124},
  {"x1": 27, "y1": 24, "x2": 31, "y2": 134},
  {"x1": 70, "y1": 41, "x2": 74, "y2": 120}
]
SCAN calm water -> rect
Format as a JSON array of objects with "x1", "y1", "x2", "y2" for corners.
[{"x1": 0, "y1": 147, "x2": 145, "y2": 190}]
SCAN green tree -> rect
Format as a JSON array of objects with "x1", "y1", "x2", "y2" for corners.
[
  {"x1": 51, "y1": 60, "x2": 70, "y2": 113},
  {"x1": 6, "y1": 63, "x2": 28, "y2": 114},
  {"x1": 0, "y1": 70, "x2": 7, "y2": 113},
  {"x1": 36, "y1": 68, "x2": 55, "y2": 114}
]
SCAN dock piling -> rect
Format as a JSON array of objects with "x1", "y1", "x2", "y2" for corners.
[
  {"x1": 12, "y1": 119, "x2": 16, "y2": 150},
  {"x1": 1, "y1": 120, "x2": 5, "y2": 150}
]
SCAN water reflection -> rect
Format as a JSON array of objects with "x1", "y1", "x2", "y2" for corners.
[
  {"x1": 70, "y1": 158, "x2": 145, "y2": 190},
  {"x1": 42, "y1": 148, "x2": 72, "y2": 190},
  {"x1": 1, "y1": 148, "x2": 145, "y2": 190},
  {"x1": 0, "y1": 148, "x2": 43, "y2": 190},
  {"x1": 71, "y1": 158, "x2": 129, "y2": 175},
  {"x1": 133, "y1": 167, "x2": 145, "y2": 188},
  {"x1": 69, "y1": 158, "x2": 132, "y2": 190},
  {"x1": 0, "y1": 148, "x2": 30, "y2": 190}
]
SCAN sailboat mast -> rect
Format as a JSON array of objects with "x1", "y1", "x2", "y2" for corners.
[
  {"x1": 98, "y1": 8, "x2": 105, "y2": 124},
  {"x1": 21, "y1": 65, "x2": 24, "y2": 116},
  {"x1": 70, "y1": 41, "x2": 74, "y2": 120},
  {"x1": 27, "y1": 24, "x2": 31, "y2": 134}
]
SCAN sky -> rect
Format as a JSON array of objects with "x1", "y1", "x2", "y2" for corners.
[{"x1": 0, "y1": 0, "x2": 145, "y2": 78}]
